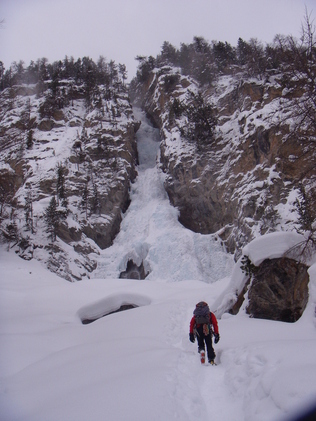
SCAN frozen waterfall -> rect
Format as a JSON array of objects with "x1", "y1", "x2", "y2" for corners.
[{"x1": 93, "y1": 108, "x2": 232, "y2": 282}]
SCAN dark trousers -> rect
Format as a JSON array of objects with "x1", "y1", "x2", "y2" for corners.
[{"x1": 196, "y1": 325, "x2": 216, "y2": 362}]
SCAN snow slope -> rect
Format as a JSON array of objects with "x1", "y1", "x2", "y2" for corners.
[
  {"x1": 1, "y1": 108, "x2": 316, "y2": 421},
  {"x1": 1, "y1": 249, "x2": 316, "y2": 421}
]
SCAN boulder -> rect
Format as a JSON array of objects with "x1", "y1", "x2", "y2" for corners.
[{"x1": 246, "y1": 257, "x2": 309, "y2": 322}]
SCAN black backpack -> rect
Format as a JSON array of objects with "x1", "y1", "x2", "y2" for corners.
[{"x1": 193, "y1": 301, "x2": 211, "y2": 325}]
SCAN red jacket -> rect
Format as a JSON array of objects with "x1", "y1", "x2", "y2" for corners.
[{"x1": 189, "y1": 312, "x2": 219, "y2": 335}]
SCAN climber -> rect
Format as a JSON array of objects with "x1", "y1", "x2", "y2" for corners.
[{"x1": 189, "y1": 301, "x2": 220, "y2": 365}]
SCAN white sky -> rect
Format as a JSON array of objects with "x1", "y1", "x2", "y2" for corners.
[{"x1": 0, "y1": 0, "x2": 314, "y2": 80}]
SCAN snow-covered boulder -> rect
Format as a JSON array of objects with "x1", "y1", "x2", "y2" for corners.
[{"x1": 213, "y1": 232, "x2": 312, "y2": 322}]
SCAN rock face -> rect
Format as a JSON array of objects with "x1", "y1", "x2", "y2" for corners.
[
  {"x1": 131, "y1": 67, "x2": 316, "y2": 256},
  {"x1": 0, "y1": 71, "x2": 139, "y2": 281},
  {"x1": 1, "y1": 55, "x2": 315, "y2": 284},
  {"x1": 246, "y1": 258, "x2": 309, "y2": 322}
]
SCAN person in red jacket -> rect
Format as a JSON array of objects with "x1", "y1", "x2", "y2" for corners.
[{"x1": 189, "y1": 301, "x2": 220, "y2": 365}]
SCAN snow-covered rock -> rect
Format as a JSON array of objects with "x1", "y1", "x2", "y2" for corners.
[
  {"x1": 131, "y1": 66, "x2": 316, "y2": 256},
  {"x1": 0, "y1": 68, "x2": 139, "y2": 281}
]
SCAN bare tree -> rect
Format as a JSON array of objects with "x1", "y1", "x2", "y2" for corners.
[
  {"x1": 287, "y1": 9, "x2": 316, "y2": 136},
  {"x1": 301, "y1": 6, "x2": 316, "y2": 60},
  {"x1": 273, "y1": 9, "x2": 316, "y2": 180}
]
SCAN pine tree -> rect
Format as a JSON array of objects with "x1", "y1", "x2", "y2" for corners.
[
  {"x1": 26, "y1": 129, "x2": 33, "y2": 149},
  {"x1": 44, "y1": 196, "x2": 59, "y2": 242},
  {"x1": 118, "y1": 63, "x2": 127, "y2": 88},
  {"x1": 56, "y1": 164, "x2": 68, "y2": 208},
  {"x1": 181, "y1": 90, "x2": 217, "y2": 147},
  {"x1": 289, "y1": 184, "x2": 316, "y2": 262},
  {"x1": 108, "y1": 60, "x2": 118, "y2": 85},
  {"x1": 0, "y1": 61, "x2": 4, "y2": 90},
  {"x1": 236, "y1": 38, "x2": 252, "y2": 65},
  {"x1": 295, "y1": 185, "x2": 315, "y2": 232},
  {"x1": 90, "y1": 183, "x2": 101, "y2": 215},
  {"x1": 3, "y1": 222, "x2": 18, "y2": 251},
  {"x1": 20, "y1": 97, "x2": 31, "y2": 130},
  {"x1": 80, "y1": 182, "x2": 89, "y2": 218},
  {"x1": 24, "y1": 189, "x2": 34, "y2": 233},
  {"x1": 111, "y1": 105, "x2": 117, "y2": 128},
  {"x1": 80, "y1": 127, "x2": 88, "y2": 144}
]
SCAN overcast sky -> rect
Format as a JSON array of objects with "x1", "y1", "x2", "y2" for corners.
[{"x1": 1, "y1": 0, "x2": 314, "y2": 80}]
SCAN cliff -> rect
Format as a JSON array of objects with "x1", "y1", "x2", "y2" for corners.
[
  {"x1": 0, "y1": 58, "x2": 139, "y2": 281},
  {"x1": 130, "y1": 64, "x2": 316, "y2": 257},
  {"x1": 0, "y1": 41, "x2": 315, "y2": 287}
]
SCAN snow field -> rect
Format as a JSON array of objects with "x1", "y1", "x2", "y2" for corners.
[
  {"x1": 0, "y1": 251, "x2": 225, "y2": 421},
  {"x1": 1, "y1": 246, "x2": 316, "y2": 420}
]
